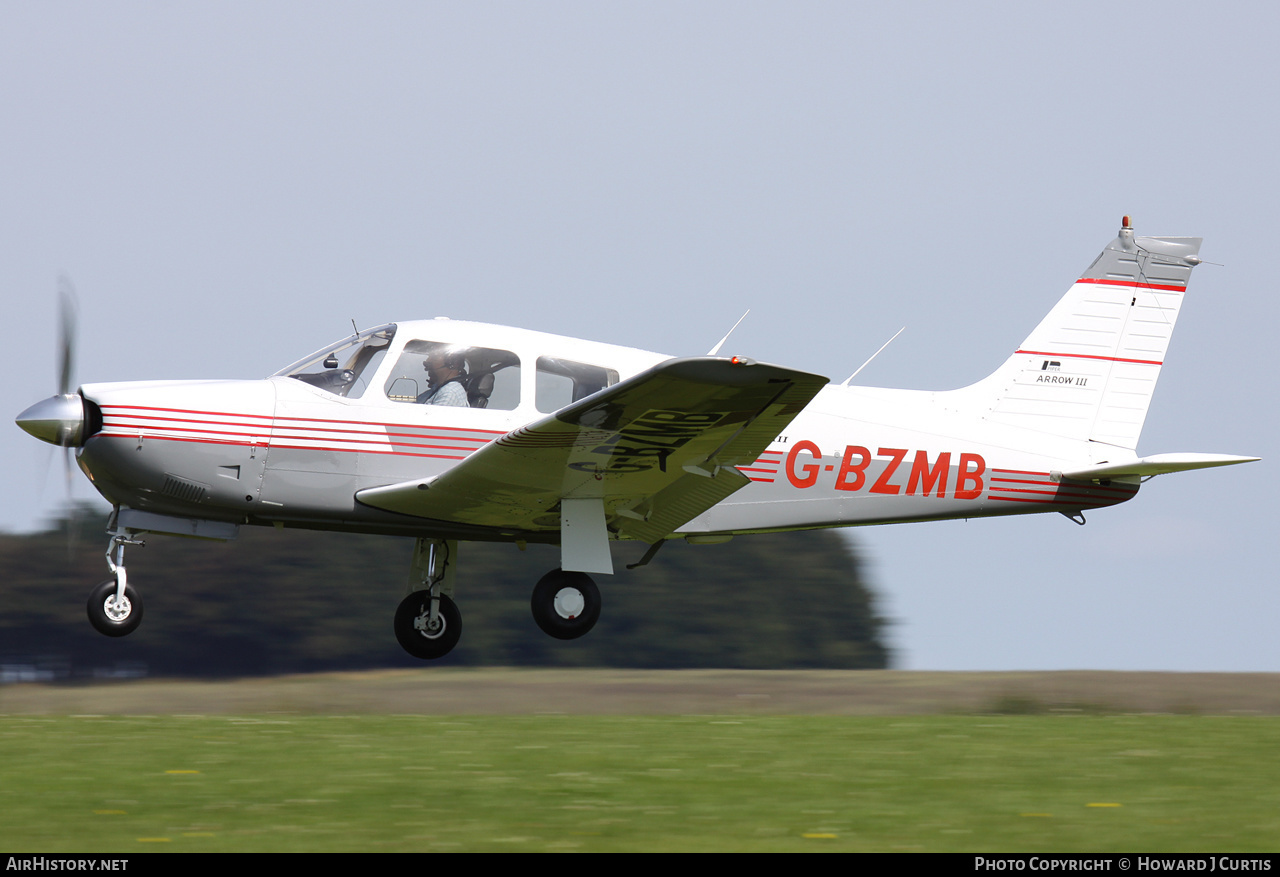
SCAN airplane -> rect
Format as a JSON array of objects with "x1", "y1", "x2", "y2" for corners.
[{"x1": 15, "y1": 217, "x2": 1259, "y2": 660}]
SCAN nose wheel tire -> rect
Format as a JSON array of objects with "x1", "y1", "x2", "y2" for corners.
[
  {"x1": 531, "y1": 569, "x2": 601, "y2": 640},
  {"x1": 394, "y1": 591, "x2": 462, "y2": 659},
  {"x1": 87, "y1": 579, "x2": 143, "y2": 637}
]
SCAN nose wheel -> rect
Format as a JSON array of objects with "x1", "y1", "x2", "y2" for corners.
[
  {"x1": 87, "y1": 578, "x2": 143, "y2": 637},
  {"x1": 531, "y1": 569, "x2": 601, "y2": 640}
]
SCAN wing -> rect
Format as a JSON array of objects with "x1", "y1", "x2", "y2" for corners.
[{"x1": 356, "y1": 356, "x2": 827, "y2": 547}]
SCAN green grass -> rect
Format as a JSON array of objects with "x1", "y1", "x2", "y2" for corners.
[{"x1": 2, "y1": 714, "x2": 1278, "y2": 852}]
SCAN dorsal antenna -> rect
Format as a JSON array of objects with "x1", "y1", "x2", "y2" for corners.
[
  {"x1": 841, "y1": 327, "x2": 905, "y2": 386},
  {"x1": 707, "y1": 310, "x2": 750, "y2": 356}
]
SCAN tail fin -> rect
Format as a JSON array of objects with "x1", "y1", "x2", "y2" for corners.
[{"x1": 961, "y1": 217, "x2": 1202, "y2": 450}]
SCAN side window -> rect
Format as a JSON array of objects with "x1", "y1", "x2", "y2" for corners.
[
  {"x1": 536, "y1": 356, "x2": 619, "y2": 413},
  {"x1": 384, "y1": 341, "x2": 521, "y2": 410}
]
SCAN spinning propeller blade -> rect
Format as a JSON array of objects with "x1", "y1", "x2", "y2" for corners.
[{"x1": 57, "y1": 275, "x2": 77, "y2": 399}]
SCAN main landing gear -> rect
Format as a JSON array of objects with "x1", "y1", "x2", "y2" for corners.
[
  {"x1": 394, "y1": 590, "x2": 462, "y2": 659},
  {"x1": 395, "y1": 537, "x2": 461, "y2": 659},
  {"x1": 393, "y1": 538, "x2": 603, "y2": 660},
  {"x1": 86, "y1": 529, "x2": 145, "y2": 637},
  {"x1": 530, "y1": 568, "x2": 601, "y2": 641}
]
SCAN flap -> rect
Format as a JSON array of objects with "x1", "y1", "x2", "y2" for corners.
[{"x1": 356, "y1": 356, "x2": 828, "y2": 542}]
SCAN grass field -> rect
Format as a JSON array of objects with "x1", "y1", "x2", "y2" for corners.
[{"x1": 2, "y1": 670, "x2": 1278, "y2": 852}]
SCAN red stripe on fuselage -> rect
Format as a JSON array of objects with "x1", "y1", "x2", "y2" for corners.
[
  {"x1": 96, "y1": 431, "x2": 472, "y2": 461},
  {"x1": 97, "y1": 405, "x2": 497, "y2": 459},
  {"x1": 100, "y1": 405, "x2": 504, "y2": 436}
]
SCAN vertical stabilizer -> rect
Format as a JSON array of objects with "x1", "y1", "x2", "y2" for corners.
[{"x1": 961, "y1": 218, "x2": 1202, "y2": 450}]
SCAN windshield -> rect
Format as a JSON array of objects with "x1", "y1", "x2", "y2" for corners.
[{"x1": 274, "y1": 323, "x2": 397, "y2": 398}]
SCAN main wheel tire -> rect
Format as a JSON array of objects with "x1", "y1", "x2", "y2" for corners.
[
  {"x1": 86, "y1": 579, "x2": 143, "y2": 637},
  {"x1": 531, "y1": 569, "x2": 601, "y2": 640},
  {"x1": 394, "y1": 591, "x2": 462, "y2": 659}
]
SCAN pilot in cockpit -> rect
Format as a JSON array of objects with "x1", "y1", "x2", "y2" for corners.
[{"x1": 419, "y1": 350, "x2": 470, "y2": 406}]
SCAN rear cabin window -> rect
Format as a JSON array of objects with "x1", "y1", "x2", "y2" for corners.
[
  {"x1": 384, "y1": 341, "x2": 521, "y2": 410},
  {"x1": 535, "y1": 356, "x2": 619, "y2": 413}
]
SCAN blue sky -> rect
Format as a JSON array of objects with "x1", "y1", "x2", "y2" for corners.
[{"x1": 3, "y1": 2, "x2": 1274, "y2": 670}]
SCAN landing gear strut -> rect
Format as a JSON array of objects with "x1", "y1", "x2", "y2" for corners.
[
  {"x1": 87, "y1": 529, "x2": 145, "y2": 637},
  {"x1": 530, "y1": 568, "x2": 601, "y2": 640}
]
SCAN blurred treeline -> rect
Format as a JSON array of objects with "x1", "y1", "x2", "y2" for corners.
[{"x1": 1, "y1": 506, "x2": 889, "y2": 677}]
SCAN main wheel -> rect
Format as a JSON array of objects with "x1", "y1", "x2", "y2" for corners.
[
  {"x1": 394, "y1": 591, "x2": 462, "y2": 659},
  {"x1": 531, "y1": 569, "x2": 601, "y2": 640},
  {"x1": 87, "y1": 579, "x2": 143, "y2": 637}
]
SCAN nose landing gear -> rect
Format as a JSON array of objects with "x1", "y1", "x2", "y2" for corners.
[{"x1": 87, "y1": 530, "x2": 145, "y2": 637}]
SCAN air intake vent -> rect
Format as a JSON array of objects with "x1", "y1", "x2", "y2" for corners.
[
  {"x1": 83, "y1": 398, "x2": 104, "y2": 439},
  {"x1": 162, "y1": 474, "x2": 208, "y2": 504}
]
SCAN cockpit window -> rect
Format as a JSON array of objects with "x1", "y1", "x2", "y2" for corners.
[
  {"x1": 275, "y1": 324, "x2": 396, "y2": 399},
  {"x1": 384, "y1": 341, "x2": 521, "y2": 410},
  {"x1": 536, "y1": 356, "x2": 618, "y2": 413}
]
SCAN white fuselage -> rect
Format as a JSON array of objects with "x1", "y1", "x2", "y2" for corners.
[{"x1": 75, "y1": 318, "x2": 1137, "y2": 542}]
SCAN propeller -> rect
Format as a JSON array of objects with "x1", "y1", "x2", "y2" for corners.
[
  {"x1": 58, "y1": 278, "x2": 81, "y2": 552},
  {"x1": 58, "y1": 275, "x2": 77, "y2": 397},
  {"x1": 57, "y1": 277, "x2": 80, "y2": 474},
  {"x1": 16, "y1": 277, "x2": 85, "y2": 448},
  {"x1": 16, "y1": 277, "x2": 87, "y2": 555}
]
